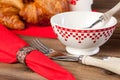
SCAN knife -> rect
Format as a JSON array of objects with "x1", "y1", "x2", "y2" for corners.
[
  {"x1": 51, "y1": 55, "x2": 120, "y2": 75},
  {"x1": 28, "y1": 38, "x2": 120, "y2": 75}
]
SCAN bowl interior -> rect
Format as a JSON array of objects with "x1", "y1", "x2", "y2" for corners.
[{"x1": 51, "y1": 11, "x2": 117, "y2": 29}]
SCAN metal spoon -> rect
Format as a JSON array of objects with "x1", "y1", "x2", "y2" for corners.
[{"x1": 88, "y1": 1, "x2": 120, "y2": 28}]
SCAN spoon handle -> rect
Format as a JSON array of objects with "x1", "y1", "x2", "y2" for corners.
[
  {"x1": 89, "y1": 1, "x2": 120, "y2": 28},
  {"x1": 105, "y1": 1, "x2": 120, "y2": 16}
]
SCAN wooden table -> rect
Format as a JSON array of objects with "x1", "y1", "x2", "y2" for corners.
[
  {"x1": 0, "y1": 0, "x2": 120, "y2": 80},
  {"x1": 0, "y1": 37, "x2": 120, "y2": 80}
]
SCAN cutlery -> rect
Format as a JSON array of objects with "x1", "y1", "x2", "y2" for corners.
[
  {"x1": 52, "y1": 55, "x2": 120, "y2": 75},
  {"x1": 29, "y1": 38, "x2": 65, "y2": 57},
  {"x1": 29, "y1": 38, "x2": 120, "y2": 75},
  {"x1": 89, "y1": 1, "x2": 120, "y2": 28}
]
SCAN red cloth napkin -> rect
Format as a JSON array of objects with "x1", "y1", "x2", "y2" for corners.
[
  {"x1": 11, "y1": 24, "x2": 57, "y2": 38},
  {"x1": 0, "y1": 24, "x2": 76, "y2": 80},
  {"x1": 11, "y1": 10, "x2": 97, "y2": 38}
]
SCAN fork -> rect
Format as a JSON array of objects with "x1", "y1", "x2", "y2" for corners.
[
  {"x1": 89, "y1": 1, "x2": 120, "y2": 28},
  {"x1": 29, "y1": 38, "x2": 65, "y2": 57},
  {"x1": 29, "y1": 38, "x2": 120, "y2": 75}
]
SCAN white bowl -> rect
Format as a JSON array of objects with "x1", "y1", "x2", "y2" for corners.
[{"x1": 50, "y1": 11, "x2": 117, "y2": 57}]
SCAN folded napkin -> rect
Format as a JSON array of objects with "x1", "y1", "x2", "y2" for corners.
[
  {"x1": 11, "y1": 24, "x2": 57, "y2": 38},
  {"x1": 0, "y1": 24, "x2": 76, "y2": 80}
]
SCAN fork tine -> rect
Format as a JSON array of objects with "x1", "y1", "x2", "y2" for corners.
[
  {"x1": 29, "y1": 39, "x2": 43, "y2": 51},
  {"x1": 30, "y1": 38, "x2": 49, "y2": 54},
  {"x1": 34, "y1": 39, "x2": 56, "y2": 54},
  {"x1": 33, "y1": 38, "x2": 50, "y2": 53},
  {"x1": 29, "y1": 38, "x2": 66, "y2": 57},
  {"x1": 34, "y1": 39, "x2": 49, "y2": 50},
  {"x1": 30, "y1": 38, "x2": 55, "y2": 54}
]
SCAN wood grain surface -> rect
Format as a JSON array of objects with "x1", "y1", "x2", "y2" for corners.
[
  {"x1": 0, "y1": 37, "x2": 120, "y2": 80},
  {"x1": 0, "y1": 0, "x2": 120, "y2": 80},
  {"x1": 93, "y1": 0, "x2": 120, "y2": 9}
]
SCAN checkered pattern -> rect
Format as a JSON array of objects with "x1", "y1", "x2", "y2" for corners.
[{"x1": 54, "y1": 25, "x2": 115, "y2": 44}]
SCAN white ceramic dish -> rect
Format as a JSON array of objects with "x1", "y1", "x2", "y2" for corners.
[
  {"x1": 50, "y1": 11, "x2": 117, "y2": 56},
  {"x1": 69, "y1": 0, "x2": 93, "y2": 11}
]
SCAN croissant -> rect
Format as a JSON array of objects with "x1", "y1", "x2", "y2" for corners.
[
  {"x1": 0, "y1": 0, "x2": 24, "y2": 9},
  {"x1": 0, "y1": 0, "x2": 69, "y2": 29},
  {"x1": 0, "y1": 4, "x2": 25, "y2": 30},
  {"x1": 19, "y1": 0, "x2": 70, "y2": 25}
]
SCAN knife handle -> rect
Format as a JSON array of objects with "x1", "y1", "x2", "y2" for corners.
[{"x1": 81, "y1": 56, "x2": 120, "y2": 75}]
